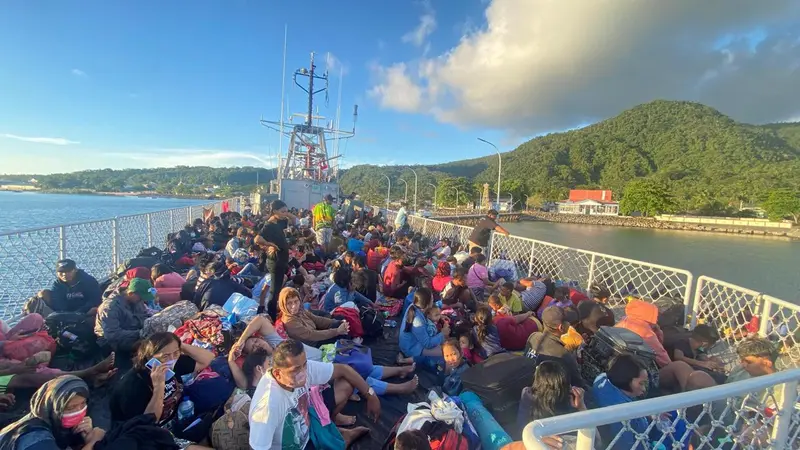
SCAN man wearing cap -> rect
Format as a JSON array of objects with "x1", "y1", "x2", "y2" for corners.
[
  {"x1": 467, "y1": 209, "x2": 509, "y2": 252},
  {"x1": 312, "y1": 194, "x2": 336, "y2": 252},
  {"x1": 95, "y1": 278, "x2": 151, "y2": 353},
  {"x1": 524, "y1": 306, "x2": 586, "y2": 388},
  {"x1": 50, "y1": 259, "x2": 101, "y2": 316}
]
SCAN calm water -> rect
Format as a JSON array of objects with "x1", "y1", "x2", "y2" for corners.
[
  {"x1": 0, "y1": 192, "x2": 209, "y2": 233},
  {"x1": 504, "y1": 221, "x2": 800, "y2": 303}
]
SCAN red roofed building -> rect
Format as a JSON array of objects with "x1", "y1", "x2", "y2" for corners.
[{"x1": 557, "y1": 189, "x2": 619, "y2": 216}]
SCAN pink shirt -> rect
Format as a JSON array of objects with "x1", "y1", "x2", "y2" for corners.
[{"x1": 467, "y1": 264, "x2": 489, "y2": 289}]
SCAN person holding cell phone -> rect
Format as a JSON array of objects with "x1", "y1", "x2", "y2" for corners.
[{"x1": 109, "y1": 332, "x2": 215, "y2": 435}]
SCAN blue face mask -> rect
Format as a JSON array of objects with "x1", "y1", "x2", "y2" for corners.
[{"x1": 450, "y1": 264, "x2": 457, "y2": 274}]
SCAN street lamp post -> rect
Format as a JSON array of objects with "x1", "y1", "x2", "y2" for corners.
[
  {"x1": 453, "y1": 188, "x2": 460, "y2": 207},
  {"x1": 427, "y1": 183, "x2": 437, "y2": 209},
  {"x1": 477, "y1": 138, "x2": 502, "y2": 208},
  {"x1": 399, "y1": 179, "x2": 408, "y2": 203},
  {"x1": 382, "y1": 174, "x2": 391, "y2": 212},
  {"x1": 409, "y1": 168, "x2": 418, "y2": 212},
  {"x1": 524, "y1": 194, "x2": 530, "y2": 211}
]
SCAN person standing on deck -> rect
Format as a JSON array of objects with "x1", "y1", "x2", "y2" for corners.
[
  {"x1": 255, "y1": 200, "x2": 292, "y2": 321},
  {"x1": 467, "y1": 209, "x2": 509, "y2": 253},
  {"x1": 312, "y1": 194, "x2": 336, "y2": 253},
  {"x1": 395, "y1": 202, "x2": 409, "y2": 233}
]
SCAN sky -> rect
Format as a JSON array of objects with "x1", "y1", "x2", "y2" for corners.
[{"x1": 1, "y1": 0, "x2": 799, "y2": 175}]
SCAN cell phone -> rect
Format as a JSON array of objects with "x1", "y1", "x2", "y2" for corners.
[{"x1": 145, "y1": 357, "x2": 175, "y2": 381}]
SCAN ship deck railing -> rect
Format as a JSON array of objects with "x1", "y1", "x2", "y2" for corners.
[{"x1": 383, "y1": 209, "x2": 800, "y2": 449}]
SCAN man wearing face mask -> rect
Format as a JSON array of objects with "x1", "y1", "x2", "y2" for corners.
[{"x1": 249, "y1": 340, "x2": 380, "y2": 450}]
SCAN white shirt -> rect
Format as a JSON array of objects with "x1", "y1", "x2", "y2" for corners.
[
  {"x1": 437, "y1": 246, "x2": 452, "y2": 258},
  {"x1": 249, "y1": 360, "x2": 334, "y2": 450}
]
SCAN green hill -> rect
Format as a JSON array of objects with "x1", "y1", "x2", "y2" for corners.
[{"x1": 339, "y1": 100, "x2": 800, "y2": 212}]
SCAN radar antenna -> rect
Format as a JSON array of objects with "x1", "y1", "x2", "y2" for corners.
[{"x1": 260, "y1": 51, "x2": 358, "y2": 182}]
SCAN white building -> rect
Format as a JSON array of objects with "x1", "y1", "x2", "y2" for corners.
[{"x1": 557, "y1": 199, "x2": 620, "y2": 216}]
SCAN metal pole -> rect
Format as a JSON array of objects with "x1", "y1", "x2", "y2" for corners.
[
  {"x1": 111, "y1": 218, "x2": 120, "y2": 271},
  {"x1": 454, "y1": 188, "x2": 459, "y2": 207},
  {"x1": 410, "y1": 168, "x2": 418, "y2": 212},
  {"x1": 146, "y1": 213, "x2": 153, "y2": 248},
  {"x1": 399, "y1": 179, "x2": 408, "y2": 203},
  {"x1": 58, "y1": 226, "x2": 66, "y2": 261},
  {"x1": 478, "y1": 138, "x2": 502, "y2": 208},
  {"x1": 382, "y1": 174, "x2": 391, "y2": 212},
  {"x1": 427, "y1": 183, "x2": 436, "y2": 209}
]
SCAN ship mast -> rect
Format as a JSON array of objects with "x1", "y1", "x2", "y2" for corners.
[{"x1": 260, "y1": 51, "x2": 358, "y2": 182}]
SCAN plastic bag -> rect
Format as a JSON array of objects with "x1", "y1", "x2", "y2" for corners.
[
  {"x1": 428, "y1": 390, "x2": 465, "y2": 433},
  {"x1": 223, "y1": 293, "x2": 258, "y2": 323}
]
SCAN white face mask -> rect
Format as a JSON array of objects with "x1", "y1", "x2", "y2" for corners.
[
  {"x1": 293, "y1": 369, "x2": 308, "y2": 387},
  {"x1": 164, "y1": 359, "x2": 178, "y2": 370}
]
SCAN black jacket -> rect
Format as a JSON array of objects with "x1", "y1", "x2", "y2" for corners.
[
  {"x1": 50, "y1": 269, "x2": 101, "y2": 313},
  {"x1": 194, "y1": 273, "x2": 252, "y2": 310}
]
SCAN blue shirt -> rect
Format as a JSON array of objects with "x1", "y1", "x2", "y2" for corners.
[{"x1": 347, "y1": 238, "x2": 364, "y2": 253}]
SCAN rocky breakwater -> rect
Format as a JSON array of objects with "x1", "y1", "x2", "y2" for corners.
[
  {"x1": 522, "y1": 211, "x2": 799, "y2": 240},
  {"x1": 434, "y1": 213, "x2": 522, "y2": 227}
]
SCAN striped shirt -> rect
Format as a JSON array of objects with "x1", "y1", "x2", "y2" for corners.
[{"x1": 521, "y1": 281, "x2": 548, "y2": 312}]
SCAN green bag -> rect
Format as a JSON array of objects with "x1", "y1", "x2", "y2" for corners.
[{"x1": 309, "y1": 404, "x2": 345, "y2": 450}]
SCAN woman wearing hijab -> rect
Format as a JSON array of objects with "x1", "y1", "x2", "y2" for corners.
[
  {"x1": 279, "y1": 287, "x2": 350, "y2": 347},
  {"x1": 0, "y1": 375, "x2": 105, "y2": 450}
]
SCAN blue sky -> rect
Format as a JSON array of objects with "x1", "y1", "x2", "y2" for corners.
[
  {"x1": 1, "y1": 1, "x2": 798, "y2": 175},
  {"x1": 0, "y1": 0, "x2": 508, "y2": 174}
]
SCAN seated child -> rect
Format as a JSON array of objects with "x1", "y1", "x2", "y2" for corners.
[
  {"x1": 488, "y1": 294, "x2": 513, "y2": 319},
  {"x1": 457, "y1": 329, "x2": 485, "y2": 365},
  {"x1": 440, "y1": 339, "x2": 471, "y2": 396},
  {"x1": 426, "y1": 305, "x2": 442, "y2": 337}
]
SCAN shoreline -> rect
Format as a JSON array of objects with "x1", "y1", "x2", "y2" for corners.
[
  {"x1": 519, "y1": 211, "x2": 799, "y2": 241},
  {"x1": 0, "y1": 189, "x2": 222, "y2": 200}
]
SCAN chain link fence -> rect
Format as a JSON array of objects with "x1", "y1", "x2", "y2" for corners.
[{"x1": 0, "y1": 198, "x2": 241, "y2": 323}]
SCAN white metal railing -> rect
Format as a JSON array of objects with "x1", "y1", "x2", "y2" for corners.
[
  {"x1": 397, "y1": 212, "x2": 693, "y2": 317},
  {"x1": 387, "y1": 210, "x2": 800, "y2": 448},
  {"x1": 0, "y1": 197, "x2": 242, "y2": 322},
  {"x1": 523, "y1": 368, "x2": 800, "y2": 450}
]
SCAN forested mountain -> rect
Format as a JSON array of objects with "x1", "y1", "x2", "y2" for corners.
[
  {"x1": 339, "y1": 101, "x2": 800, "y2": 212},
  {"x1": 2, "y1": 166, "x2": 275, "y2": 196}
]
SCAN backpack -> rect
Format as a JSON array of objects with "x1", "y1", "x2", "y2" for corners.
[
  {"x1": 332, "y1": 340, "x2": 374, "y2": 378},
  {"x1": 331, "y1": 307, "x2": 364, "y2": 338},
  {"x1": 654, "y1": 297, "x2": 686, "y2": 330},
  {"x1": 141, "y1": 301, "x2": 199, "y2": 338},
  {"x1": 44, "y1": 312, "x2": 98, "y2": 357},
  {"x1": 359, "y1": 306, "x2": 385, "y2": 338}
]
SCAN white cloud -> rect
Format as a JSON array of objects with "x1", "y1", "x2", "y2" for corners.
[
  {"x1": 1, "y1": 133, "x2": 80, "y2": 146},
  {"x1": 324, "y1": 53, "x2": 348, "y2": 76},
  {"x1": 368, "y1": 63, "x2": 424, "y2": 112},
  {"x1": 371, "y1": 0, "x2": 800, "y2": 134},
  {"x1": 117, "y1": 148, "x2": 279, "y2": 168},
  {"x1": 402, "y1": 3, "x2": 436, "y2": 47},
  {"x1": 71, "y1": 69, "x2": 86, "y2": 77}
]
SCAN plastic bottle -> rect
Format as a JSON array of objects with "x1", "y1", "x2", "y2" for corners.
[
  {"x1": 177, "y1": 396, "x2": 195, "y2": 422},
  {"x1": 384, "y1": 320, "x2": 397, "y2": 328},
  {"x1": 61, "y1": 331, "x2": 78, "y2": 342}
]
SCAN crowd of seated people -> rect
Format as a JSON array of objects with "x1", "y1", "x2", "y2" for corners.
[{"x1": 0, "y1": 201, "x2": 791, "y2": 450}]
